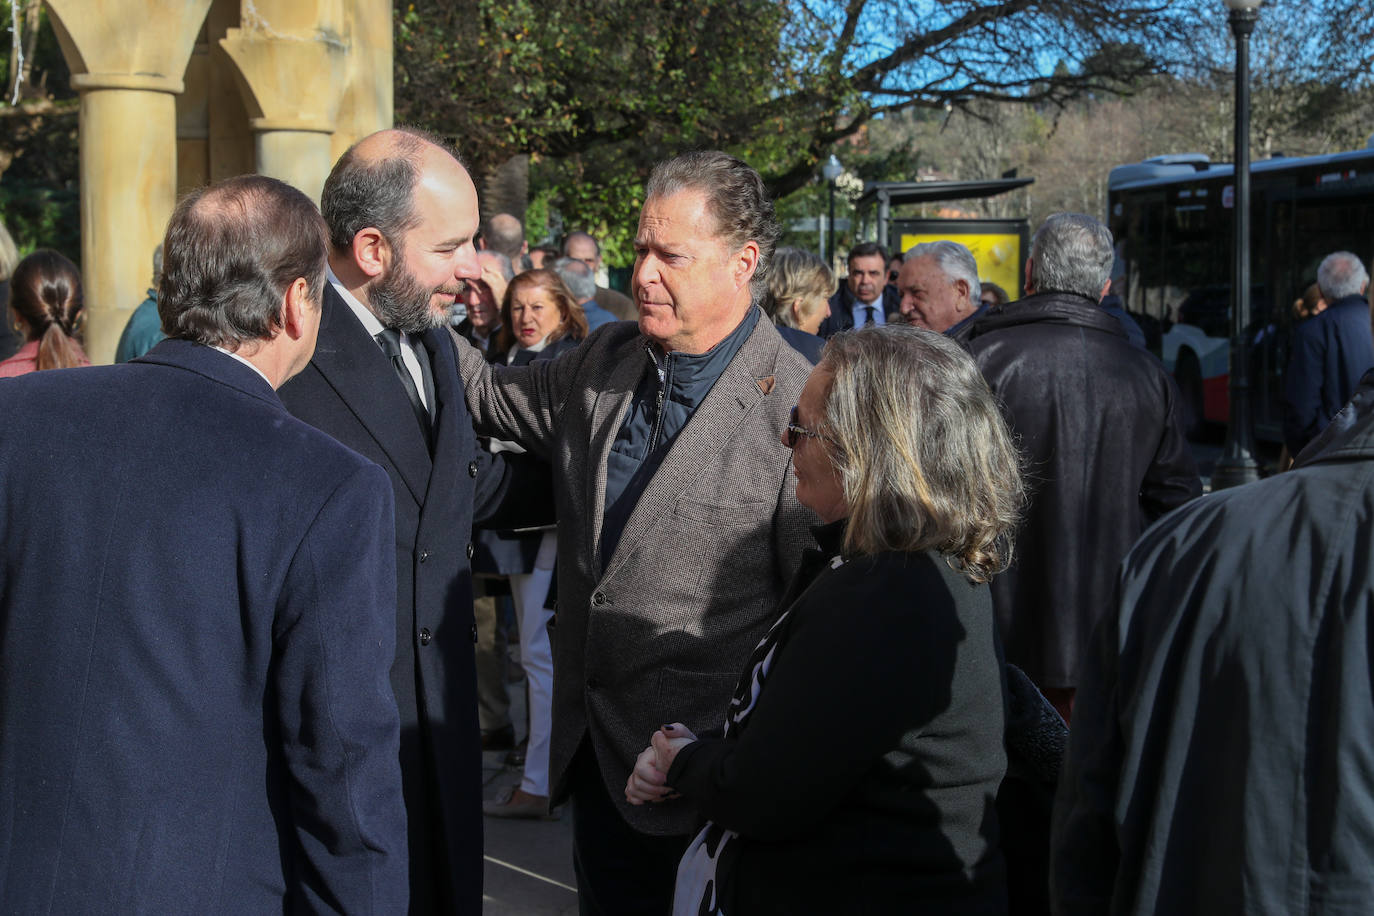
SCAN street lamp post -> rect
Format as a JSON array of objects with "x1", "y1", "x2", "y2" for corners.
[
  {"x1": 1211, "y1": 0, "x2": 1263, "y2": 490},
  {"x1": 822, "y1": 154, "x2": 843, "y2": 271}
]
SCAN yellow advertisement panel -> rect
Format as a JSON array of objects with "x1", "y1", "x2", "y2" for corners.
[{"x1": 900, "y1": 232, "x2": 1022, "y2": 297}]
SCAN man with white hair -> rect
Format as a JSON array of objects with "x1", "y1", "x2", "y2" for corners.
[
  {"x1": 1282, "y1": 250, "x2": 1374, "y2": 455},
  {"x1": 896, "y1": 239, "x2": 984, "y2": 335},
  {"x1": 963, "y1": 212, "x2": 1201, "y2": 722}
]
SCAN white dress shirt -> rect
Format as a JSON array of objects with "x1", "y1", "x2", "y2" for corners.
[
  {"x1": 849, "y1": 296, "x2": 887, "y2": 328},
  {"x1": 328, "y1": 268, "x2": 429, "y2": 410}
]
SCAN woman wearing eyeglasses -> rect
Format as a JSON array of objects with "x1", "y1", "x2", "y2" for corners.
[{"x1": 627, "y1": 324, "x2": 1023, "y2": 915}]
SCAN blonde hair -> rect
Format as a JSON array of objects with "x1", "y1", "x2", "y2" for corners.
[
  {"x1": 818, "y1": 325, "x2": 1024, "y2": 582},
  {"x1": 0, "y1": 220, "x2": 18, "y2": 281},
  {"x1": 765, "y1": 247, "x2": 834, "y2": 330}
]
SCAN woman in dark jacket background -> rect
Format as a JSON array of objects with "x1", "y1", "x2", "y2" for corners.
[{"x1": 627, "y1": 325, "x2": 1024, "y2": 914}]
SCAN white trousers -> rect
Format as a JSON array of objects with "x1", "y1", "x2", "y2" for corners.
[{"x1": 509, "y1": 531, "x2": 557, "y2": 797}]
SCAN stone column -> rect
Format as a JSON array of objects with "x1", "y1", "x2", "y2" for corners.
[
  {"x1": 220, "y1": 4, "x2": 349, "y2": 205},
  {"x1": 45, "y1": 0, "x2": 213, "y2": 364}
]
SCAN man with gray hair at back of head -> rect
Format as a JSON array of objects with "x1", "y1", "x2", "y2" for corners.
[
  {"x1": 482, "y1": 212, "x2": 529, "y2": 269},
  {"x1": 962, "y1": 211, "x2": 1201, "y2": 724},
  {"x1": 1283, "y1": 249, "x2": 1374, "y2": 455},
  {"x1": 553, "y1": 256, "x2": 619, "y2": 331}
]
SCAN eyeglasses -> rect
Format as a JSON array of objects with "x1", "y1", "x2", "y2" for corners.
[{"x1": 785, "y1": 405, "x2": 830, "y2": 449}]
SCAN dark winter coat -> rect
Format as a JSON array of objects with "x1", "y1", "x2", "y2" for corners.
[
  {"x1": 1282, "y1": 293, "x2": 1374, "y2": 454},
  {"x1": 1052, "y1": 369, "x2": 1374, "y2": 914},
  {"x1": 279, "y1": 285, "x2": 546, "y2": 913},
  {"x1": 0, "y1": 342, "x2": 407, "y2": 913},
  {"x1": 963, "y1": 292, "x2": 1200, "y2": 689}
]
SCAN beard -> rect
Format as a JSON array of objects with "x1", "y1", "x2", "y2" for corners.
[{"x1": 368, "y1": 246, "x2": 464, "y2": 334}]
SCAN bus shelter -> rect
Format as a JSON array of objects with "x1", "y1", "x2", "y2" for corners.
[{"x1": 856, "y1": 177, "x2": 1035, "y2": 297}]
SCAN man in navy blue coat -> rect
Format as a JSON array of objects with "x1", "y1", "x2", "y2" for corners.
[
  {"x1": 1283, "y1": 250, "x2": 1374, "y2": 455},
  {"x1": 0, "y1": 176, "x2": 408, "y2": 913},
  {"x1": 279, "y1": 128, "x2": 539, "y2": 913}
]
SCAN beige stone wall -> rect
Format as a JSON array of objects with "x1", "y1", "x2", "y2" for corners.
[{"x1": 47, "y1": 0, "x2": 393, "y2": 364}]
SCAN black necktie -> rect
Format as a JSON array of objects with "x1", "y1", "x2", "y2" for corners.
[
  {"x1": 863, "y1": 306, "x2": 876, "y2": 326},
  {"x1": 375, "y1": 328, "x2": 432, "y2": 449}
]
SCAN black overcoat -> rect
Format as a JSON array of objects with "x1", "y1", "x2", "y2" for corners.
[
  {"x1": 963, "y1": 292, "x2": 1201, "y2": 688},
  {"x1": 1053, "y1": 371, "x2": 1374, "y2": 914},
  {"x1": 280, "y1": 285, "x2": 532, "y2": 913}
]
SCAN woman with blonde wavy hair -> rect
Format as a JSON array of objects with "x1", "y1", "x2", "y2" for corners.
[
  {"x1": 1, "y1": 249, "x2": 90, "y2": 377},
  {"x1": 627, "y1": 324, "x2": 1024, "y2": 915},
  {"x1": 763, "y1": 246, "x2": 834, "y2": 362}
]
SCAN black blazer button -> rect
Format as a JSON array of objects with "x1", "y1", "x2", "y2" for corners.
[
  {"x1": 466, "y1": 542, "x2": 474, "y2": 559},
  {"x1": 468, "y1": 460, "x2": 479, "y2": 478},
  {"x1": 587, "y1": 676, "x2": 601, "y2": 689},
  {"x1": 470, "y1": 623, "x2": 478, "y2": 644},
  {"x1": 591, "y1": 592, "x2": 607, "y2": 607},
  {"x1": 419, "y1": 549, "x2": 429, "y2": 563},
  {"x1": 419, "y1": 627, "x2": 433, "y2": 646}
]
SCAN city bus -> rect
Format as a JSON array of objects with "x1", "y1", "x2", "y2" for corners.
[{"x1": 1108, "y1": 143, "x2": 1374, "y2": 440}]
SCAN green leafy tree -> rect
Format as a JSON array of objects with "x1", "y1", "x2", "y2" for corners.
[{"x1": 396, "y1": 0, "x2": 1209, "y2": 260}]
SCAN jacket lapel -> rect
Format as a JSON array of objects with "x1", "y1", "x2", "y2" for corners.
[
  {"x1": 417, "y1": 326, "x2": 460, "y2": 508},
  {"x1": 602, "y1": 316, "x2": 780, "y2": 580},
  {"x1": 310, "y1": 285, "x2": 433, "y2": 503}
]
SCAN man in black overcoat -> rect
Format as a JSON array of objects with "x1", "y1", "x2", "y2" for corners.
[
  {"x1": 1054, "y1": 370, "x2": 1374, "y2": 914},
  {"x1": 0, "y1": 175, "x2": 408, "y2": 913},
  {"x1": 963, "y1": 212, "x2": 1201, "y2": 720},
  {"x1": 279, "y1": 128, "x2": 540, "y2": 913}
]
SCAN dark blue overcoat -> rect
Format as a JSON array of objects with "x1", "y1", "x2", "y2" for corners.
[
  {"x1": 0, "y1": 340, "x2": 407, "y2": 913},
  {"x1": 279, "y1": 285, "x2": 533, "y2": 913}
]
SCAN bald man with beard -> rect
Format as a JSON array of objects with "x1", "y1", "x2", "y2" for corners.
[{"x1": 279, "y1": 128, "x2": 546, "y2": 913}]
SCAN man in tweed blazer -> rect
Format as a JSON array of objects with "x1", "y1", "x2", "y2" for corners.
[{"x1": 454, "y1": 151, "x2": 817, "y2": 913}]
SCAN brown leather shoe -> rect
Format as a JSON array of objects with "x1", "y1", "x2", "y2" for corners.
[{"x1": 482, "y1": 787, "x2": 561, "y2": 820}]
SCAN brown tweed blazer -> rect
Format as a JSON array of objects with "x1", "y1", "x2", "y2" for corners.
[{"x1": 453, "y1": 308, "x2": 817, "y2": 834}]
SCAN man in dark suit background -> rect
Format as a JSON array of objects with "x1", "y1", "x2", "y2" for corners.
[
  {"x1": 279, "y1": 128, "x2": 539, "y2": 913},
  {"x1": 817, "y1": 241, "x2": 901, "y2": 337},
  {"x1": 0, "y1": 175, "x2": 408, "y2": 913}
]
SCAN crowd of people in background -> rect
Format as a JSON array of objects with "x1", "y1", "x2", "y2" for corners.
[{"x1": 2, "y1": 134, "x2": 1374, "y2": 916}]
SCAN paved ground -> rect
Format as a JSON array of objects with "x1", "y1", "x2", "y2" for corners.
[{"x1": 480, "y1": 684, "x2": 579, "y2": 915}]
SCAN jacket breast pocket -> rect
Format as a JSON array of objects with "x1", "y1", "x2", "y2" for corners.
[{"x1": 672, "y1": 498, "x2": 772, "y2": 599}]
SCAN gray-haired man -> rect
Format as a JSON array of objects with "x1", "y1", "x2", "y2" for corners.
[
  {"x1": 896, "y1": 239, "x2": 983, "y2": 335},
  {"x1": 963, "y1": 212, "x2": 1201, "y2": 722}
]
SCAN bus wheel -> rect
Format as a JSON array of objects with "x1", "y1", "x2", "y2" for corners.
[{"x1": 1175, "y1": 349, "x2": 1205, "y2": 439}]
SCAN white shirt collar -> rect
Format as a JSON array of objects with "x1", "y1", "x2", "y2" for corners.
[
  {"x1": 328, "y1": 266, "x2": 385, "y2": 338},
  {"x1": 210, "y1": 345, "x2": 273, "y2": 388},
  {"x1": 327, "y1": 266, "x2": 431, "y2": 410}
]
